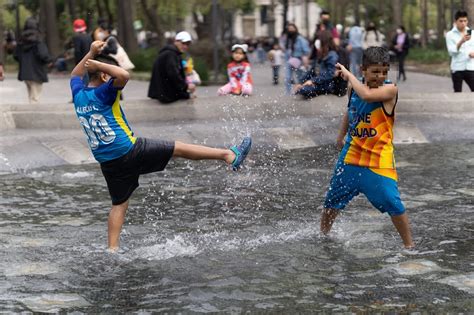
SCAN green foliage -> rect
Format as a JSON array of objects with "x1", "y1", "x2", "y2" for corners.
[
  {"x1": 193, "y1": 57, "x2": 209, "y2": 84},
  {"x1": 406, "y1": 47, "x2": 449, "y2": 64},
  {"x1": 2, "y1": 4, "x2": 31, "y2": 30},
  {"x1": 129, "y1": 48, "x2": 159, "y2": 72},
  {"x1": 192, "y1": 0, "x2": 255, "y2": 14}
]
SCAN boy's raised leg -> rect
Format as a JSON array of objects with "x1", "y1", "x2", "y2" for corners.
[
  {"x1": 320, "y1": 208, "x2": 339, "y2": 235},
  {"x1": 173, "y1": 141, "x2": 235, "y2": 164},
  {"x1": 173, "y1": 137, "x2": 252, "y2": 171},
  {"x1": 108, "y1": 200, "x2": 129, "y2": 251},
  {"x1": 390, "y1": 213, "x2": 415, "y2": 249}
]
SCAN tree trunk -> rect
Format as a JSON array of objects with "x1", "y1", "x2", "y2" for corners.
[
  {"x1": 392, "y1": 0, "x2": 402, "y2": 28},
  {"x1": 436, "y1": 0, "x2": 446, "y2": 49},
  {"x1": 466, "y1": 0, "x2": 474, "y2": 22},
  {"x1": 140, "y1": 0, "x2": 163, "y2": 45},
  {"x1": 40, "y1": 0, "x2": 61, "y2": 57},
  {"x1": 267, "y1": 0, "x2": 276, "y2": 38},
  {"x1": 304, "y1": 0, "x2": 310, "y2": 37},
  {"x1": 335, "y1": 0, "x2": 346, "y2": 25},
  {"x1": 117, "y1": 0, "x2": 138, "y2": 53},
  {"x1": 67, "y1": 0, "x2": 76, "y2": 20},
  {"x1": 354, "y1": 0, "x2": 361, "y2": 25},
  {"x1": 0, "y1": 2, "x2": 4, "y2": 65},
  {"x1": 193, "y1": 5, "x2": 212, "y2": 40},
  {"x1": 282, "y1": 0, "x2": 289, "y2": 31},
  {"x1": 95, "y1": 0, "x2": 104, "y2": 20},
  {"x1": 103, "y1": 0, "x2": 114, "y2": 29},
  {"x1": 420, "y1": 0, "x2": 429, "y2": 47}
]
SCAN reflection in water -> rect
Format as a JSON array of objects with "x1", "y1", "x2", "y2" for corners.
[{"x1": 0, "y1": 143, "x2": 473, "y2": 312}]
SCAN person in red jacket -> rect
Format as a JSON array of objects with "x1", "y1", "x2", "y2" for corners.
[{"x1": 218, "y1": 44, "x2": 253, "y2": 96}]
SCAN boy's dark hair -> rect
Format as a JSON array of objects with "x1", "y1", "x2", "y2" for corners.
[
  {"x1": 362, "y1": 46, "x2": 390, "y2": 69},
  {"x1": 88, "y1": 54, "x2": 119, "y2": 81},
  {"x1": 454, "y1": 10, "x2": 468, "y2": 21}
]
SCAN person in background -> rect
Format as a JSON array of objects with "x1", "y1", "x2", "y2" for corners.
[
  {"x1": 392, "y1": 25, "x2": 410, "y2": 82},
  {"x1": 347, "y1": 22, "x2": 365, "y2": 78},
  {"x1": 72, "y1": 19, "x2": 92, "y2": 65},
  {"x1": 293, "y1": 30, "x2": 339, "y2": 98},
  {"x1": 363, "y1": 22, "x2": 385, "y2": 49},
  {"x1": 309, "y1": 10, "x2": 340, "y2": 67},
  {"x1": 13, "y1": 17, "x2": 52, "y2": 103},
  {"x1": 92, "y1": 18, "x2": 110, "y2": 41},
  {"x1": 256, "y1": 40, "x2": 266, "y2": 64},
  {"x1": 445, "y1": 10, "x2": 474, "y2": 92},
  {"x1": 280, "y1": 23, "x2": 311, "y2": 95},
  {"x1": 183, "y1": 55, "x2": 201, "y2": 99},
  {"x1": 218, "y1": 44, "x2": 253, "y2": 96},
  {"x1": 268, "y1": 43, "x2": 284, "y2": 85},
  {"x1": 148, "y1": 31, "x2": 195, "y2": 103}
]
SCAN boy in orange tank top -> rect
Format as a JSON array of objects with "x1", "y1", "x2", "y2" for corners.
[{"x1": 321, "y1": 47, "x2": 414, "y2": 249}]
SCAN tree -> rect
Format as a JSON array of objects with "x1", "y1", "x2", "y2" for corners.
[
  {"x1": 420, "y1": 0, "x2": 429, "y2": 47},
  {"x1": 354, "y1": 0, "x2": 361, "y2": 25},
  {"x1": 40, "y1": 0, "x2": 61, "y2": 57},
  {"x1": 393, "y1": 0, "x2": 403, "y2": 27},
  {"x1": 0, "y1": 0, "x2": 4, "y2": 65},
  {"x1": 139, "y1": 0, "x2": 163, "y2": 45},
  {"x1": 436, "y1": 0, "x2": 446, "y2": 49},
  {"x1": 466, "y1": 0, "x2": 474, "y2": 22},
  {"x1": 267, "y1": 0, "x2": 276, "y2": 38},
  {"x1": 117, "y1": 0, "x2": 138, "y2": 53}
]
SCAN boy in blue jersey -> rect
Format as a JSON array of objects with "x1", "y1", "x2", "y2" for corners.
[
  {"x1": 321, "y1": 47, "x2": 414, "y2": 249},
  {"x1": 71, "y1": 41, "x2": 252, "y2": 252}
]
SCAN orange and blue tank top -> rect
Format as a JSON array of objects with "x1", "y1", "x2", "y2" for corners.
[{"x1": 339, "y1": 82, "x2": 398, "y2": 179}]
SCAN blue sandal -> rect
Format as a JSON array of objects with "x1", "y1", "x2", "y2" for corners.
[{"x1": 230, "y1": 137, "x2": 252, "y2": 171}]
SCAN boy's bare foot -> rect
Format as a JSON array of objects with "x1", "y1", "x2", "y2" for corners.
[{"x1": 106, "y1": 247, "x2": 119, "y2": 253}]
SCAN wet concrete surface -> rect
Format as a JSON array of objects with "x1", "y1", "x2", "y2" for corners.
[{"x1": 0, "y1": 143, "x2": 473, "y2": 312}]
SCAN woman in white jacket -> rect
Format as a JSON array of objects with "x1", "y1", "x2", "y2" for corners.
[{"x1": 363, "y1": 22, "x2": 385, "y2": 49}]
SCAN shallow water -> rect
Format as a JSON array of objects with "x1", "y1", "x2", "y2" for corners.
[{"x1": 0, "y1": 143, "x2": 473, "y2": 312}]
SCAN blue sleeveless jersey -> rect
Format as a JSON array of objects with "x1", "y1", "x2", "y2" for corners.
[{"x1": 70, "y1": 76, "x2": 136, "y2": 163}]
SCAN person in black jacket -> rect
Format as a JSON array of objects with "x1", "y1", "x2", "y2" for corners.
[
  {"x1": 72, "y1": 19, "x2": 92, "y2": 65},
  {"x1": 392, "y1": 25, "x2": 410, "y2": 82},
  {"x1": 148, "y1": 31, "x2": 195, "y2": 104},
  {"x1": 13, "y1": 17, "x2": 52, "y2": 103}
]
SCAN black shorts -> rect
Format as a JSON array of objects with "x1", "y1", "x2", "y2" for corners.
[{"x1": 100, "y1": 137, "x2": 175, "y2": 205}]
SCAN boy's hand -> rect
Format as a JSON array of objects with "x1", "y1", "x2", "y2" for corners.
[
  {"x1": 90, "y1": 41, "x2": 106, "y2": 56},
  {"x1": 335, "y1": 62, "x2": 350, "y2": 81},
  {"x1": 85, "y1": 59, "x2": 101, "y2": 72}
]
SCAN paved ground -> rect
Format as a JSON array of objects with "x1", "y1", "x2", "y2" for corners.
[
  {"x1": 0, "y1": 64, "x2": 472, "y2": 171},
  {"x1": 0, "y1": 63, "x2": 472, "y2": 105}
]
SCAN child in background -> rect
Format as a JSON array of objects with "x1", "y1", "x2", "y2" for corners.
[
  {"x1": 268, "y1": 43, "x2": 284, "y2": 85},
  {"x1": 321, "y1": 47, "x2": 414, "y2": 249},
  {"x1": 183, "y1": 56, "x2": 201, "y2": 86},
  {"x1": 218, "y1": 44, "x2": 253, "y2": 96}
]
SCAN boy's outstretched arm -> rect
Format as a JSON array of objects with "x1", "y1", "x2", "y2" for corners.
[
  {"x1": 85, "y1": 59, "x2": 130, "y2": 88},
  {"x1": 71, "y1": 40, "x2": 106, "y2": 78},
  {"x1": 335, "y1": 63, "x2": 397, "y2": 103}
]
